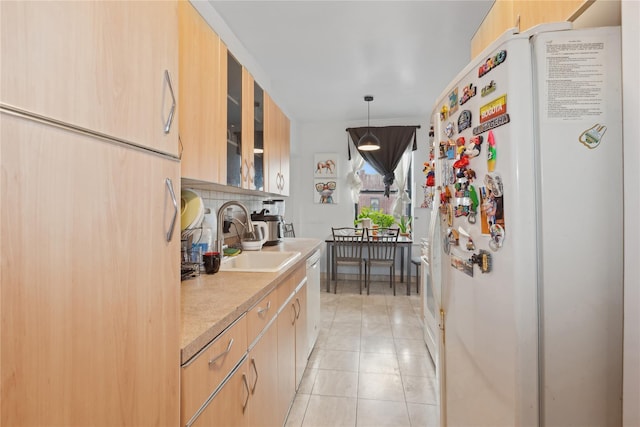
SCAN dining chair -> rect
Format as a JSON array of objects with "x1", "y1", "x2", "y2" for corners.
[
  {"x1": 331, "y1": 227, "x2": 366, "y2": 294},
  {"x1": 283, "y1": 222, "x2": 295, "y2": 237},
  {"x1": 364, "y1": 228, "x2": 399, "y2": 295}
]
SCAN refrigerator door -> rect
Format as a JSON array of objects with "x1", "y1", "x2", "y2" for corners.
[
  {"x1": 532, "y1": 26, "x2": 623, "y2": 426},
  {"x1": 430, "y1": 30, "x2": 540, "y2": 426}
]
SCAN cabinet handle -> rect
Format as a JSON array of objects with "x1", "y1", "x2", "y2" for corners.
[
  {"x1": 257, "y1": 301, "x2": 271, "y2": 315},
  {"x1": 165, "y1": 178, "x2": 177, "y2": 242},
  {"x1": 241, "y1": 373, "x2": 250, "y2": 413},
  {"x1": 208, "y1": 338, "x2": 234, "y2": 366},
  {"x1": 163, "y1": 70, "x2": 176, "y2": 134},
  {"x1": 295, "y1": 298, "x2": 301, "y2": 319},
  {"x1": 243, "y1": 158, "x2": 250, "y2": 185},
  {"x1": 249, "y1": 358, "x2": 259, "y2": 393},
  {"x1": 291, "y1": 302, "x2": 297, "y2": 325}
]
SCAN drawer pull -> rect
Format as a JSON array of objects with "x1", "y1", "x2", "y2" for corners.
[
  {"x1": 241, "y1": 373, "x2": 250, "y2": 413},
  {"x1": 249, "y1": 358, "x2": 259, "y2": 393},
  {"x1": 257, "y1": 301, "x2": 272, "y2": 315},
  {"x1": 208, "y1": 338, "x2": 234, "y2": 366},
  {"x1": 165, "y1": 178, "x2": 177, "y2": 242},
  {"x1": 163, "y1": 70, "x2": 176, "y2": 134},
  {"x1": 291, "y1": 303, "x2": 297, "y2": 325},
  {"x1": 295, "y1": 298, "x2": 301, "y2": 319}
]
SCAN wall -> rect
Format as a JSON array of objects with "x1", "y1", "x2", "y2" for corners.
[
  {"x1": 288, "y1": 117, "x2": 432, "y2": 275},
  {"x1": 622, "y1": 1, "x2": 640, "y2": 425}
]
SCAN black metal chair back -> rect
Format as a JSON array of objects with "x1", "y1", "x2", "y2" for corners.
[{"x1": 331, "y1": 227, "x2": 367, "y2": 293}]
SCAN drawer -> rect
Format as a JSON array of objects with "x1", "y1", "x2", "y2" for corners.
[
  {"x1": 277, "y1": 265, "x2": 306, "y2": 314},
  {"x1": 247, "y1": 290, "x2": 278, "y2": 347},
  {"x1": 181, "y1": 315, "x2": 248, "y2": 426}
]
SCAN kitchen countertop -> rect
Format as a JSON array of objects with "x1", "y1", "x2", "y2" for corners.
[{"x1": 180, "y1": 237, "x2": 323, "y2": 365}]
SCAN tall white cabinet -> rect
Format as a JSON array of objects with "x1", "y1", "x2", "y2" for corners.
[{"x1": 1, "y1": 2, "x2": 181, "y2": 425}]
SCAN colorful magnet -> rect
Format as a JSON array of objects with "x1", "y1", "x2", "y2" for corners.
[
  {"x1": 458, "y1": 226, "x2": 476, "y2": 251},
  {"x1": 445, "y1": 122, "x2": 455, "y2": 138},
  {"x1": 446, "y1": 139, "x2": 456, "y2": 159},
  {"x1": 451, "y1": 253, "x2": 474, "y2": 277},
  {"x1": 465, "y1": 135, "x2": 483, "y2": 158},
  {"x1": 480, "y1": 174, "x2": 505, "y2": 236},
  {"x1": 478, "y1": 50, "x2": 507, "y2": 78},
  {"x1": 440, "y1": 105, "x2": 449, "y2": 121},
  {"x1": 448, "y1": 88, "x2": 459, "y2": 115},
  {"x1": 473, "y1": 113, "x2": 510, "y2": 135},
  {"x1": 460, "y1": 83, "x2": 477, "y2": 105},
  {"x1": 458, "y1": 110, "x2": 472, "y2": 133},
  {"x1": 579, "y1": 123, "x2": 607, "y2": 149},
  {"x1": 481, "y1": 80, "x2": 496, "y2": 97},
  {"x1": 468, "y1": 185, "x2": 479, "y2": 224},
  {"x1": 487, "y1": 131, "x2": 496, "y2": 172},
  {"x1": 489, "y1": 223, "x2": 505, "y2": 252},
  {"x1": 470, "y1": 250, "x2": 493, "y2": 273},
  {"x1": 480, "y1": 95, "x2": 507, "y2": 124}
]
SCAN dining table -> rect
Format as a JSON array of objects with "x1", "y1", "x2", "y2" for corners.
[{"x1": 324, "y1": 232, "x2": 413, "y2": 295}]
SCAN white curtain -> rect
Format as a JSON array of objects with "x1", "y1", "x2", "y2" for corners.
[
  {"x1": 392, "y1": 148, "x2": 412, "y2": 219},
  {"x1": 346, "y1": 145, "x2": 366, "y2": 204}
]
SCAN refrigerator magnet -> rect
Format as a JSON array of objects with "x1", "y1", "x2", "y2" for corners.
[
  {"x1": 481, "y1": 80, "x2": 496, "y2": 97},
  {"x1": 451, "y1": 253, "x2": 474, "y2": 277},
  {"x1": 487, "y1": 131, "x2": 497, "y2": 171},
  {"x1": 445, "y1": 122, "x2": 455, "y2": 138},
  {"x1": 460, "y1": 83, "x2": 477, "y2": 105},
  {"x1": 470, "y1": 250, "x2": 492, "y2": 273},
  {"x1": 465, "y1": 135, "x2": 483, "y2": 158},
  {"x1": 440, "y1": 105, "x2": 449, "y2": 121},
  {"x1": 489, "y1": 224, "x2": 505, "y2": 252},
  {"x1": 458, "y1": 110, "x2": 472, "y2": 133}
]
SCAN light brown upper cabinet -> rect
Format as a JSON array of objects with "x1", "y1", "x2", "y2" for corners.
[
  {"x1": 471, "y1": 0, "x2": 588, "y2": 58},
  {"x1": 226, "y1": 53, "x2": 244, "y2": 188},
  {"x1": 228, "y1": 69, "x2": 266, "y2": 191},
  {"x1": 253, "y1": 82, "x2": 266, "y2": 192},
  {"x1": 179, "y1": 1, "x2": 227, "y2": 183},
  {"x1": 264, "y1": 93, "x2": 291, "y2": 195},
  {"x1": 0, "y1": 1, "x2": 179, "y2": 157}
]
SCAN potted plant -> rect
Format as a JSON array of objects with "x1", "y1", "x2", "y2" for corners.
[
  {"x1": 395, "y1": 215, "x2": 412, "y2": 236},
  {"x1": 356, "y1": 207, "x2": 395, "y2": 229}
]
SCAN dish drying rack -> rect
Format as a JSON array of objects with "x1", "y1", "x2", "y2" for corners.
[{"x1": 181, "y1": 229, "x2": 202, "y2": 281}]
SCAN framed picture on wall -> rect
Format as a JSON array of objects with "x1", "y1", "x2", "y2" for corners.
[
  {"x1": 314, "y1": 180, "x2": 337, "y2": 204},
  {"x1": 314, "y1": 153, "x2": 338, "y2": 178}
]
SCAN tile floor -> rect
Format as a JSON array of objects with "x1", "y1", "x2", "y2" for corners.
[{"x1": 284, "y1": 278, "x2": 440, "y2": 427}]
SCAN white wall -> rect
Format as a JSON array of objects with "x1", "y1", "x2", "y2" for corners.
[
  {"x1": 288, "y1": 117, "x2": 431, "y2": 272},
  {"x1": 622, "y1": 1, "x2": 640, "y2": 425}
]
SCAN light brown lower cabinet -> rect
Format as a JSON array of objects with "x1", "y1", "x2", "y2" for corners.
[
  {"x1": 294, "y1": 282, "x2": 309, "y2": 389},
  {"x1": 247, "y1": 320, "x2": 280, "y2": 427},
  {"x1": 189, "y1": 359, "x2": 250, "y2": 427},
  {"x1": 277, "y1": 292, "x2": 297, "y2": 423},
  {"x1": 182, "y1": 264, "x2": 310, "y2": 426}
]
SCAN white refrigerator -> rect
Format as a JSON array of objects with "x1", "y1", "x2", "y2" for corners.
[{"x1": 426, "y1": 23, "x2": 623, "y2": 426}]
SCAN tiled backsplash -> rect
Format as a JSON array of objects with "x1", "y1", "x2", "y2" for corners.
[{"x1": 181, "y1": 185, "x2": 281, "y2": 249}]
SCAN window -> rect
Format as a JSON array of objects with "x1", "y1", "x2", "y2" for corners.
[{"x1": 355, "y1": 157, "x2": 412, "y2": 219}]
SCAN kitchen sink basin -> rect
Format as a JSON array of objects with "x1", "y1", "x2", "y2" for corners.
[{"x1": 219, "y1": 250, "x2": 301, "y2": 273}]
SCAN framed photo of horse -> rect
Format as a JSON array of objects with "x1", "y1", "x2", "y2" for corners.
[{"x1": 314, "y1": 153, "x2": 338, "y2": 178}]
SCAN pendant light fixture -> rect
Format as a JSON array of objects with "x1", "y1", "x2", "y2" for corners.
[{"x1": 358, "y1": 95, "x2": 381, "y2": 151}]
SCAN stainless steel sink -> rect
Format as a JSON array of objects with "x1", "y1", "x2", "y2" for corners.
[{"x1": 219, "y1": 250, "x2": 301, "y2": 272}]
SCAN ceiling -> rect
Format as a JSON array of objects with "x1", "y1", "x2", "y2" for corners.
[{"x1": 208, "y1": 1, "x2": 494, "y2": 124}]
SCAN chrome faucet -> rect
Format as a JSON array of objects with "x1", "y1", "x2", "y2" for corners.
[{"x1": 216, "y1": 201, "x2": 254, "y2": 253}]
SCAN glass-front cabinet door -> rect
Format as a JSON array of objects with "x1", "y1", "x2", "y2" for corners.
[
  {"x1": 253, "y1": 82, "x2": 264, "y2": 191},
  {"x1": 226, "y1": 52, "x2": 242, "y2": 187}
]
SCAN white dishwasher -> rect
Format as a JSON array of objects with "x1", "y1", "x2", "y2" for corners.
[{"x1": 306, "y1": 249, "x2": 322, "y2": 357}]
